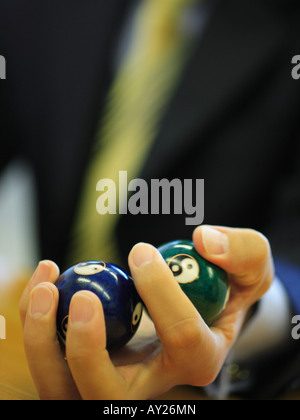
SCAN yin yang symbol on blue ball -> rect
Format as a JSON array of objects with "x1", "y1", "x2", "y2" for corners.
[{"x1": 55, "y1": 261, "x2": 143, "y2": 351}]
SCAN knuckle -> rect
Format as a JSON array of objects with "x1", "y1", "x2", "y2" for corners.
[
  {"x1": 66, "y1": 346, "x2": 89, "y2": 365},
  {"x1": 236, "y1": 229, "x2": 271, "y2": 274},
  {"x1": 248, "y1": 229, "x2": 271, "y2": 263},
  {"x1": 164, "y1": 317, "x2": 202, "y2": 352},
  {"x1": 256, "y1": 235, "x2": 271, "y2": 265},
  {"x1": 162, "y1": 318, "x2": 225, "y2": 388},
  {"x1": 66, "y1": 343, "x2": 110, "y2": 372},
  {"x1": 249, "y1": 231, "x2": 274, "y2": 292},
  {"x1": 66, "y1": 340, "x2": 96, "y2": 365},
  {"x1": 23, "y1": 327, "x2": 45, "y2": 354},
  {"x1": 259, "y1": 268, "x2": 274, "y2": 297}
]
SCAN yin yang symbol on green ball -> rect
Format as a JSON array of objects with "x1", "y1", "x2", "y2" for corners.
[{"x1": 158, "y1": 240, "x2": 230, "y2": 326}]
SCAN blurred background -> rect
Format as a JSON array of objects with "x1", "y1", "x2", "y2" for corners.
[{"x1": 0, "y1": 160, "x2": 39, "y2": 284}]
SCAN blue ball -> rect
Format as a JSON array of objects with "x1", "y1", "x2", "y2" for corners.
[{"x1": 55, "y1": 261, "x2": 143, "y2": 351}]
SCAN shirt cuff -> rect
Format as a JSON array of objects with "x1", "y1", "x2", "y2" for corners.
[{"x1": 232, "y1": 276, "x2": 293, "y2": 363}]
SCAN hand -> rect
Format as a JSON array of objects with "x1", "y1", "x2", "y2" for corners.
[{"x1": 19, "y1": 226, "x2": 274, "y2": 400}]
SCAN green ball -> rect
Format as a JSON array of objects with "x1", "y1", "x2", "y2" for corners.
[{"x1": 158, "y1": 240, "x2": 230, "y2": 326}]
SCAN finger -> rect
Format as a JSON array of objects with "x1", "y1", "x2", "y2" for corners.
[
  {"x1": 128, "y1": 243, "x2": 205, "y2": 337},
  {"x1": 129, "y1": 243, "x2": 232, "y2": 387},
  {"x1": 66, "y1": 291, "x2": 169, "y2": 400},
  {"x1": 128, "y1": 243, "x2": 218, "y2": 378},
  {"x1": 193, "y1": 225, "x2": 274, "y2": 288},
  {"x1": 23, "y1": 282, "x2": 80, "y2": 400},
  {"x1": 19, "y1": 260, "x2": 60, "y2": 328},
  {"x1": 193, "y1": 225, "x2": 274, "y2": 348},
  {"x1": 128, "y1": 243, "x2": 241, "y2": 389},
  {"x1": 66, "y1": 291, "x2": 126, "y2": 400}
]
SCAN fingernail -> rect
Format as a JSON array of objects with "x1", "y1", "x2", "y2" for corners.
[
  {"x1": 70, "y1": 293, "x2": 94, "y2": 326},
  {"x1": 31, "y1": 285, "x2": 54, "y2": 318},
  {"x1": 130, "y1": 243, "x2": 155, "y2": 268},
  {"x1": 32, "y1": 261, "x2": 51, "y2": 286},
  {"x1": 201, "y1": 227, "x2": 229, "y2": 255}
]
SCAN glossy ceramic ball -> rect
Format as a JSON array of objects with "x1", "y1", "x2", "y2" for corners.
[
  {"x1": 55, "y1": 261, "x2": 143, "y2": 351},
  {"x1": 158, "y1": 240, "x2": 230, "y2": 326}
]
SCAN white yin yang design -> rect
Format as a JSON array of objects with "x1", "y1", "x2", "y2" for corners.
[
  {"x1": 74, "y1": 262, "x2": 106, "y2": 275},
  {"x1": 168, "y1": 254, "x2": 200, "y2": 284},
  {"x1": 131, "y1": 302, "x2": 143, "y2": 332}
]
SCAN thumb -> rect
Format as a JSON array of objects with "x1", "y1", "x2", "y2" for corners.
[{"x1": 193, "y1": 225, "x2": 274, "y2": 288}]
